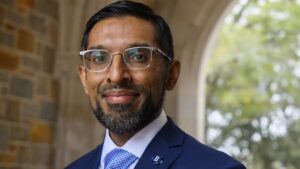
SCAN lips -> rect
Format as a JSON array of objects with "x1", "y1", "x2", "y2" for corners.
[{"x1": 102, "y1": 89, "x2": 139, "y2": 104}]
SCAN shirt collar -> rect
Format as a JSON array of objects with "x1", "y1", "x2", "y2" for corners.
[{"x1": 101, "y1": 110, "x2": 167, "y2": 165}]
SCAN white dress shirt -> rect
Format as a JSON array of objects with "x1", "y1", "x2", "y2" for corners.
[{"x1": 99, "y1": 110, "x2": 167, "y2": 169}]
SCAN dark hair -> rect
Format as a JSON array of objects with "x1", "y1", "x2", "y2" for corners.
[{"x1": 81, "y1": 0, "x2": 174, "y2": 59}]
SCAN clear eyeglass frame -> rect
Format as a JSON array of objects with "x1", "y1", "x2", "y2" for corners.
[{"x1": 79, "y1": 46, "x2": 172, "y2": 72}]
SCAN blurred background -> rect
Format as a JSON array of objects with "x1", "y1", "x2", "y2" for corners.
[
  {"x1": 206, "y1": 0, "x2": 300, "y2": 168},
  {"x1": 0, "y1": 0, "x2": 299, "y2": 169}
]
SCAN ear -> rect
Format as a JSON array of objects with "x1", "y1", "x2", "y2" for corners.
[
  {"x1": 78, "y1": 66, "x2": 90, "y2": 95},
  {"x1": 166, "y1": 60, "x2": 180, "y2": 90}
]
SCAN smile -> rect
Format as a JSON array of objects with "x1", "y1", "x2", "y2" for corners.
[{"x1": 102, "y1": 89, "x2": 140, "y2": 104}]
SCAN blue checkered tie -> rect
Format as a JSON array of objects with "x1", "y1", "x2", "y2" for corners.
[{"x1": 104, "y1": 148, "x2": 138, "y2": 169}]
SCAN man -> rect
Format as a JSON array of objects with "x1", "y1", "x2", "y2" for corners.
[{"x1": 66, "y1": 1, "x2": 246, "y2": 169}]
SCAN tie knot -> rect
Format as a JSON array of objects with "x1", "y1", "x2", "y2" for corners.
[{"x1": 104, "y1": 148, "x2": 138, "y2": 169}]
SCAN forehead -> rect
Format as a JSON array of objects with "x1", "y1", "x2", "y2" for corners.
[{"x1": 87, "y1": 16, "x2": 157, "y2": 50}]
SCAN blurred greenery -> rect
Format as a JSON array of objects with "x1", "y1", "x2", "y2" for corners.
[{"x1": 205, "y1": 0, "x2": 300, "y2": 168}]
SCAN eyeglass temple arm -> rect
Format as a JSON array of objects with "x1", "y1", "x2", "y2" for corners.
[{"x1": 156, "y1": 48, "x2": 172, "y2": 62}]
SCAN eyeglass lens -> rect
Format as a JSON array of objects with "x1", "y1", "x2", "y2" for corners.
[{"x1": 83, "y1": 47, "x2": 152, "y2": 71}]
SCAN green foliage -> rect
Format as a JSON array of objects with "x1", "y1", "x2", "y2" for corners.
[{"x1": 206, "y1": 0, "x2": 300, "y2": 168}]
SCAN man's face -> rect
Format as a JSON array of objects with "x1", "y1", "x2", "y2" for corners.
[{"x1": 79, "y1": 16, "x2": 179, "y2": 134}]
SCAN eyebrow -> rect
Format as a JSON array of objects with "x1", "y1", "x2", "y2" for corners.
[
  {"x1": 127, "y1": 43, "x2": 152, "y2": 48},
  {"x1": 88, "y1": 45, "x2": 106, "y2": 50},
  {"x1": 88, "y1": 42, "x2": 153, "y2": 50}
]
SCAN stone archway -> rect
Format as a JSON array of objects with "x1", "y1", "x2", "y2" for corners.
[
  {"x1": 54, "y1": 0, "x2": 236, "y2": 168},
  {"x1": 164, "y1": 0, "x2": 237, "y2": 141}
]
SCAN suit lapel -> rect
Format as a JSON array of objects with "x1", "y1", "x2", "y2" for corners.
[
  {"x1": 134, "y1": 118, "x2": 185, "y2": 169},
  {"x1": 90, "y1": 144, "x2": 103, "y2": 169}
]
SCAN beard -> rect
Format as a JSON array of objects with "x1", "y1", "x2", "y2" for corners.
[{"x1": 91, "y1": 83, "x2": 166, "y2": 135}]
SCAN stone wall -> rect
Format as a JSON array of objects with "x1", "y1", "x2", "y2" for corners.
[
  {"x1": 0, "y1": 0, "x2": 59, "y2": 169},
  {"x1": 0, "y1": 0, "x2": 234, "y2": 168}
]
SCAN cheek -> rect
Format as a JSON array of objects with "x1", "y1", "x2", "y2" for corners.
[
  {"x1": 85, "y1": 74, "x2": 105, "y2": 106},
  {"x1": 151, "y1": 65, "x2": 168, "y2": 103},
  {"x1": 149, "y1": 81, "x2": 165, "y2": 106},
  {"x1": 134, "y1": 67, "x2": 166, "y2": 103}
]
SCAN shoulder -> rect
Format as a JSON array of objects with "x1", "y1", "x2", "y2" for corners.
[
  {"x1": 175, "y1": 132, "x2": 246, "y2": 169},
  {"x1": 64, "y1": 145, "x2": 102, "y2": 169},
  {"x1": 158, "y1": 119, "x2": 246, "y2": 168}
]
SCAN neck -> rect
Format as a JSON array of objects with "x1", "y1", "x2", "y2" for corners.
[{"x1": 109, "y1": 131, "x2": 137, "y2": 147}]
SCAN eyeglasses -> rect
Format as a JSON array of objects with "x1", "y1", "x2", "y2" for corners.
[{"x1": 79, "y1": 46, "x2": 171, "y2": 72}]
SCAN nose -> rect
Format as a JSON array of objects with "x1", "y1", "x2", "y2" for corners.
[{"x1": 106, "y1": 54, "x2": 131, "y2": 84}]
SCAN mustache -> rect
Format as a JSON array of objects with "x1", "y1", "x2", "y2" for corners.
[{"x1": 98, "y1": 83, "x2": 145, "y2": 95}]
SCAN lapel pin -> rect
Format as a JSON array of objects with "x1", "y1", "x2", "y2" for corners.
[{"x1": 152, "y1": 155, "x2": 163, "y2": 165}]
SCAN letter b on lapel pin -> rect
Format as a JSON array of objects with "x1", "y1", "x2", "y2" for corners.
[{"x1": 152, "y1": 155, "x2": 163, "y2": 165}]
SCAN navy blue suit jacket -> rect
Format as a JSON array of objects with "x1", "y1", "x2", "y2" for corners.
[{"x1": 65, "y1": 119, "x2": 246, "y2": 169}]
